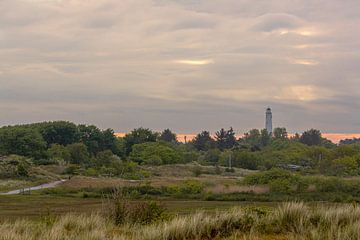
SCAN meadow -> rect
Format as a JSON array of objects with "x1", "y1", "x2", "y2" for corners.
[{"x1": 2, "y1": 202, "x2": 360, "y2": 240}]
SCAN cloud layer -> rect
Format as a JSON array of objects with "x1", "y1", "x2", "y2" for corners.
[{"x1": 1, "y1": 0, "x2": 359, "y2": 134}]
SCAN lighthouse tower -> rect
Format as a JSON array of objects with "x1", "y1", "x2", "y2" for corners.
[{"x1": 265, "y1": 107, "x2": 273, "y2": 134}]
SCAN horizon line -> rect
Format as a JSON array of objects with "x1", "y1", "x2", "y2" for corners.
[{"x1": 115, "y1": 132, "x2": 360, "y2": 144}]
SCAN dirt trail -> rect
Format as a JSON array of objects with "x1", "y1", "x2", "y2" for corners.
[{"x1": 0, "y1": 180, "x2": 67, "y2": 195}]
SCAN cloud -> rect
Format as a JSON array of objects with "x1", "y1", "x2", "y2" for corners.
[
  {"x1": 252, "y1": 13, "x2": 303, "y2": 32},
  {"x1": 0, "y1": 0, "x2": 360, "y2": 133}
]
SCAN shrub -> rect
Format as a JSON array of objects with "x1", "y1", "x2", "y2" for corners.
[
  {"x1": 330, "y1": 156, "x2": 358, "y2": 176},
  {"x1": 129, "y1": 142, "x2": 183, "y2": 165},
  {"x1": 191, "y1": 165, "x2": 202, "y2": 177},
  {"x1": 107, "y1": 190, "x2": 168, "y2": 225}
]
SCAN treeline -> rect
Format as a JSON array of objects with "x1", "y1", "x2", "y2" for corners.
[{"x1": 1, "y1": 121, "x2": 360, "y2": 177}]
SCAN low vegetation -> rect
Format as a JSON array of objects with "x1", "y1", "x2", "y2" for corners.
[{"x1": 2, "y1": 202, "x2": 360, "y2": 240}]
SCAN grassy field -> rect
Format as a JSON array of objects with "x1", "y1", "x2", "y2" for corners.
[
  {"x1": 0, "y1": 194, "x2": 278, "y2": 221},
  {"x1": 2, "y1": 202, "x2": 360, "y2": 240}
]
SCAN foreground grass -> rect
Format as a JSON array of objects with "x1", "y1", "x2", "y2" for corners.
[
  {"x1": 2, "y1": 202, "x2": 360, "y2": 240},
  {"x1": 0, "y1": 195, "x2": 273, "y2": 220}
]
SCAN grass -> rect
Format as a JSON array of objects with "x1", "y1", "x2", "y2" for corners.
[
  {"x1": 1, "y1": 202, "x2": 360, "y2": 240},
  {"x1": 0, "y1": 195, "x2": 277, "y2": 221}
]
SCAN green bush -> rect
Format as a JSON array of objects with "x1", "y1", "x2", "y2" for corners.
[{"x1": 108, "y1": 191, "x2": 169, "y2": 225}]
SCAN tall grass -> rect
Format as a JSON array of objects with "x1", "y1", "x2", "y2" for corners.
[{"x1": 2, "y1": 203, "x2": 360, "y2": 240}]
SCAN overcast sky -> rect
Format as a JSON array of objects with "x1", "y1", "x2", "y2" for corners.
[{"x1": 1, "y1": 0, "x2": 359, "y2": 134}]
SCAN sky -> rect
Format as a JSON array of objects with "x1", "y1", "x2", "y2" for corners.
[{"x1": 1, "y1": 0, "x2": 360, "y2": 137}]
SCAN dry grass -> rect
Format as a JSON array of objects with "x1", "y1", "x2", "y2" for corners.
[
  {"x1": 205, "y1": 184, "x2": 269, "y2": 194},
  {"x1": 2, "y1": 203, "x2": 360, "y2": 240}
]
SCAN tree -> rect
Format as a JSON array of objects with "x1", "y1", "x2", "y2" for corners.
[
  {"x1": 78, "y1": 125, "x2": 103, "y2": 155},
  {"x1": 39, "y1": 121, "x2": 79, "y2": 146},
  {"x1": 78, "y1": 125, "x2": 117, "y2": 155},
  {"x1": 260, "y1": 129, "x2": 271, "y2": 147},
  {"x1": 114, "y1": 137, "x2": 126, "y2": 158},
  {"x1": 273, "y1": 127, "x2": 288, "y2": 140},
  {"x1": 0, "y1": 127, "x2": 47, "y2": 159},
  {"x1": 129, "y1": 142, "x2": 183, "y2": 165},
  {"x1": 240, "y1": 129, "x2": 262, "y2": 150},
  {"x1": 340, "y1": 138, "x2": 360, "y2": 145},
  {"x1": 102, "y1": 128, "x2": 117, "y2": 153},
  {"x1": 66, "y1": 143, "x2": 90, "y2": 164},
  {"x1": 201, "y1": 149, "x2": 221, "y2": 165},
  {"x1": 232, "y1": 150, "x2": 259, "y2": 170},
  {"x1": 300, "y1": 129, "x2": 322, "y2": 146},
  {"x1": 159, "y1": 129, "x2": 177, "y2": 143},
  {"x1": 95, "y1": 150, "x2": 118, "y2": 167},
  {"x1": 47, "y1": 144, "x2": 71, "y2": 162},
  {"x1": 291, "y1": 133, "x2": 300, "y2": 142},
  {"x1": 215, "y1": 127, "x2": 236, "y2": 151},
  {"x1": 124, "y1": 128, "x2": 158, "y2": 155},
  {"x1": 191, "y1": 131, "x2": 215, "y2": 151},
  {"x1": 330, "y1": 156, "x2": 358, "y2": 176}
]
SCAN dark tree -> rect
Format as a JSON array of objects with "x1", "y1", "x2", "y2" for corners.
[
  {"x1": 77, "y1": 125, "x2": 117, "y2": 155},
  {"x1": 340, "y1": 138, "x2": 360, "y2": 145},
  {"x1": 215, "y1": 127, "x2": 236, "y2": 150},
  {"x1": 102, "y1": 128, "x2": 117, "y2": 153},
  {"x1": 273, "y1": 127, "x2": 288, "y2": 140},
  {"x1": 39, "y1": 121, "x2": 79, "y2": 146},
  {"x1": 240, "y1": 129, "x2": 262, "y2": 150},
  {"x1": 0, "y1": 127, "x2": 47, "y2": 159},
  {"x1": 123, "y1": 128, "x2": 158, "y2": 155},
  {"x1": 66, "y1": 143, "x2": 90, "y2": 164},
  {"x1": 260, "y1": 129, "x2": 271, "y2": 147},
  {"x1": 78, "y1": 125, "x2": 103, "y2": 155},
  {"x1": 191, "y1": 131, "x2": 215, "y2": 151},
  {"x1": 159, "y1": 129, "x2": 177, "y2": 143},
  {"x1": 300, "y1": 129, "x2": 322, "y2": 146},
  {"x1": 291, "y1": 133, "x2": 301, "y2": 141}
]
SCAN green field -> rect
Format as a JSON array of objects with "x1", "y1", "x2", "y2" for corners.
[{"x1": 0, "y1": 194, "x2": 279, "y2": 221}]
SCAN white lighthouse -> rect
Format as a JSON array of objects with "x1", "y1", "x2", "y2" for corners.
[{"x1": 265, "y1": 107, "x2": 273, "y2": 134}]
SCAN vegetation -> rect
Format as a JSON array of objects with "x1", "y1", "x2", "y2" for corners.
[{"x1": 2, "y1": 202, "x2": 360, "y2": 239}]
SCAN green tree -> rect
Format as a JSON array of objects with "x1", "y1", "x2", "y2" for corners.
[
  {"x1": 124, "y1": 128, "x2": 158, "y2": 155},
  {"x1": 330, "y1": 156, "x2": 358, "y2": 176},
  {"x1": 66, "y1": 143, "x2": 90, "y2": 164},
  {"x1": 260, "y1": 129, "x2": 271, "y2": 147},
  {"x1": 78, "y1": 125, "x2": 117, "y2": 155},
  {"x1": 201, "y1": 149, "x2": 221, "y2": 165},
  {"x1": 47, "y1": 144, "x2": 71, "y2": 162},
  {"x1": 114, "y1": 137, "x2": 126, "y2": 157},
  {"x1": 273, "y1": 127, "x2": 288, "y2": 140},
  {"x1": 232, "y1": 150, "x2": 259, "y2": 170},
  {"x1": 129, "y1": 142, "x2": 182, "y2": 165},
  {"x1": 0, "y1": 127, "x2": 46, "y2": 159},
  {"x1": 240, "y1": 129, "x2": 261, "y2": 150},
  {"x1": 39, "y1": 121, "x2": 79, "y2": 146},
  {"x1": 95, "y1": 150, "x2": 118, "y2": 167}
]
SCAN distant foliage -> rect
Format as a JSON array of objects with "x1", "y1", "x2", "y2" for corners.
[
  {"x1": 300, "y1": 129, "x2": 322, "y2": 146},
  {"x1": 129, "y1": 142, "x2": 183, "y2": 165},
  {"x1": 0, "y1": 126, "x2": 47, "y2": 158},
  {"x1": 124, "y1": 128, "x2": 158, "y2": 155},
  {"x1": 191, "y1": 131, "x2": 215, "y2": 151},
  {"x1": 158, "y1": 129, "x2": 177, "y2": 143},
  {"x1": 215, "y1": 127, "x2": 237, "y2": 151},
  {"x1": 340, "y1": 138, "x2": 360, "y2": 145},
  {"x1": 0, "y1": 155, "x2": 32, "y2": 179},
  {"x1": 108, "y1": 190, "x2": 168, "y2": 225}
]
